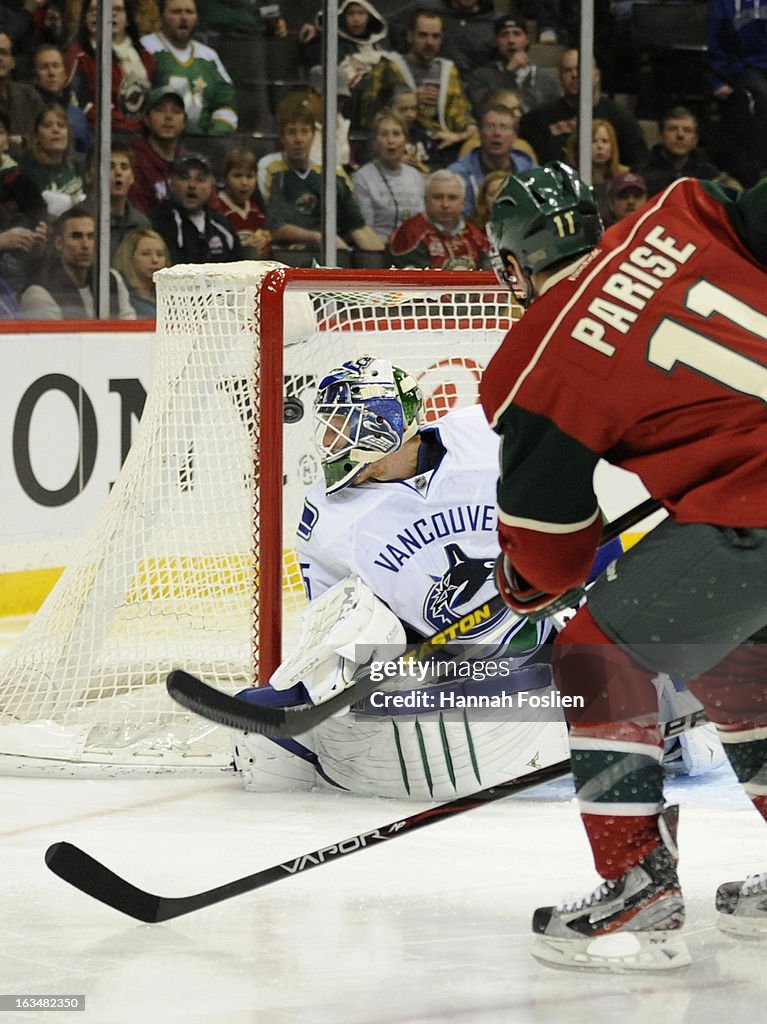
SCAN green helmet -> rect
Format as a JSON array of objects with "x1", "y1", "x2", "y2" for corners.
[{"x1": 487, "y1": 162, "x2": 603, "y2": 298}]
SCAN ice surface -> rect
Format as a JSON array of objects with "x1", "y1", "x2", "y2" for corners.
[{"x1": 1, "y1": 760, "x2": 766, "y2": 1024}]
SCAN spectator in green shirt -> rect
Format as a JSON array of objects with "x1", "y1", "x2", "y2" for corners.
[{"x1": 265, "y1": 107, "x2": 384, "y2": 255}]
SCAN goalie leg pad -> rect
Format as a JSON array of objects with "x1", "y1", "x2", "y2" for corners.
[
  {"x1": 270, "y1": 576, "x2": 407, "y2": 705},
  {"x1": 232, "y1": 685, "x2": 318, "y2": 791},
  {"x1": 654, "y1": 673, "x2": 727, "y2": 776},
  {"x1": 664, "y1": 724, "x2": 727, "y2": 776},
  {"x1": 233, "y1": 733, "x2": 318, "y2": 792},
  {"x1": 309, "y1": 703, "x2": 570, "y2": 800},
  {"x1": 231, "y1": 676, "x2": 570, "y2": 798}
]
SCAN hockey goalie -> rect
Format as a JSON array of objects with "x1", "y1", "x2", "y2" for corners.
[{"x1": 233, "y1": 355, "x2": 723, "y2": 798}]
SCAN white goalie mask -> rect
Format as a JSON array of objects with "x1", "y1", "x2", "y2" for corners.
[{"x1": 314, "y1": 356, "x2": 424, "y2": 494}]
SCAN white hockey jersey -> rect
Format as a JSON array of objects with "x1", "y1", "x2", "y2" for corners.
[{"x1": 296, "y1": 404, "x2": 547, "y2": 654}]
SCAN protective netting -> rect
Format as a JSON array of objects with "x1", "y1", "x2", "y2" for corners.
[{"x1": 0, "y1": 263, "x2": 518, "y2": 771}]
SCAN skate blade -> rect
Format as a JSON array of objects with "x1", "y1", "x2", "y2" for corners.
[
  {"x1": 531, "y1": 930, "x2": 692, "y2": 973},
  {"x1": 717, "y1": 914, "x2": 767, "y2": 939}
]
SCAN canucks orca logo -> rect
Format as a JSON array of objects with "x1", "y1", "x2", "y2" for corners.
[{"x1": 423, "y1": 543, "x2": 506, "y2": 635}]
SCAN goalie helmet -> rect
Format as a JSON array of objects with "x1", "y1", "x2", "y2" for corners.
[
  {"x1": 314, "y1": 356, "x2": 424, "y2": 494},
  {"x1": 487, "y1": 162, "x2": 603, "y2": 305}
]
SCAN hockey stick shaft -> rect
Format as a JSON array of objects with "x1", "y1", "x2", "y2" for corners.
[
  {"x1": 167, "y1": 497, "x2": 664, "y2": 737},
  {"x1": 43, "y1": 702, "x2": 705, "y2": 924},
  {"x1": 44, "y1": 757, "x2": 572, "y2": 923}
]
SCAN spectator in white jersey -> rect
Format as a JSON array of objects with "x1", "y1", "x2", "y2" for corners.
[
  {"x1": 141, "y1": 0, "x2": 238, "y2": 134},
  {"x1": 232, "y1": 355, "x2": 568, "y2": 799}
]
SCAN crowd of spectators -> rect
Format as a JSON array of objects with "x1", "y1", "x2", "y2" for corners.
[{"x1": 0, "y1": 0, "x2": 754, "y2": 320}]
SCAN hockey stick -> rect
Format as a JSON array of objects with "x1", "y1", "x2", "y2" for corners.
[
  {"x1": 44, "y1": 702, "x2": 706, "y2": 924},
  {"x1": 45, "y1": 757, "x2": 571, "y2": 923},
  {"x1": 166, "y1": 497, "x2": 663, "y2": 738}
]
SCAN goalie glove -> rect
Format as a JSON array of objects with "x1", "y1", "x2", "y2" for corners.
[{"x1": 495, "y1": 554, "x2": 584, "y2": 618}]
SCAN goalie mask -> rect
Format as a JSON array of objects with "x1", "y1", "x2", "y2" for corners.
[
  {"x1": 314, "y1": 356, "x2": 424, "y2": 494},
  {"x1": 487, "y1": 162, "x2": 603, "y2": 306}
]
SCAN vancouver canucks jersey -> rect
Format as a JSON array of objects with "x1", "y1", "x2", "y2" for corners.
[{"x1": 296, "y1": 404, "x2": 546, "y2": 656}]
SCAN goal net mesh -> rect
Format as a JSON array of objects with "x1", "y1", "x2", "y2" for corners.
[{"x1": 0, "y1": 262, "x2": 517, "y2": 771}]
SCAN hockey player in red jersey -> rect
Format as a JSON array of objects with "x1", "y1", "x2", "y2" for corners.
[{"x1": 480, "y1": 162, "x2": 767, "y2": 971}]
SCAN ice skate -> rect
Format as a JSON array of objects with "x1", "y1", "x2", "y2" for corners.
[
  {"x1": 531, "y1": 844, "x2": 690, "y2": 972},
  {"x1": 716, "y1": 873, "x2": 767, "y2": 937}
]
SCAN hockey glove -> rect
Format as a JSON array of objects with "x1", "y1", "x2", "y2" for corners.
[{"x1": 495, "y1": 554, "x2": 586, "y2": 619}]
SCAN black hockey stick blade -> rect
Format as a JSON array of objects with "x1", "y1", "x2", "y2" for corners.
[
  {"x1": 46, "y1": 842, "x2": 164, "y2": 923},
  {"x1": 45, "y1": 758, "x2": 571, "y2": 923},
  {"x1": 167, "y1": 664, "x2": 387, "y2": 737},
  {"x1": 167, "y1": 496, "x2": 664, "y2": 738}
]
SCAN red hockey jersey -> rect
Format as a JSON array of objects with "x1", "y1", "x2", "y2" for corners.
[
  {"x1": 209, "y1": 192, "x2": 267, "y2": 244},
  {"x1": 388, "y1": 212, "x2": 490, "y2": 270},
  {"x1": 480, "y1": 177, "x2": 767, "y2": 594}
]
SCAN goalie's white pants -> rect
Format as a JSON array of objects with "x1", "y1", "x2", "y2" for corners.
[{"x1": 233, "y1": 689, "x2": 571, "y2": 801}]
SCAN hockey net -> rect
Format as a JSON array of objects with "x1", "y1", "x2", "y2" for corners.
[{"x1": 0, "y1": 263, "x2": 518, "y2": 773}]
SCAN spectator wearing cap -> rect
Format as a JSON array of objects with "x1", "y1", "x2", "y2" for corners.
[
  {"x1": 129, "y1": 86, "x2": 188, "y2": 213},
  {"x1": 608, "y1": 172, "x2": 647, "y2": 224},
  {"x1": 149, "y1": 151, "x2": 244, "y2": 264},
  {"x1": 141, "y1": 0, "x2": 238, "y2": 134},
  {"x1": 466, "y1": 15, "x2": 560, "y2": 117}
]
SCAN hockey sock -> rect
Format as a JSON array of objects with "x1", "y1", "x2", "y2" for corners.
[
  {"x1": 554, "y1": 608, "x2": 666, "y2": 879},
  {"x1": 715, "y1": 724, "x2": 767, "y2": 820},
  {"x1": 688, "y1": 646, "x2": 767, "y2": 819},
  {"x1": 571, "y1": 720, "x2": 665, "y2": 879}
]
